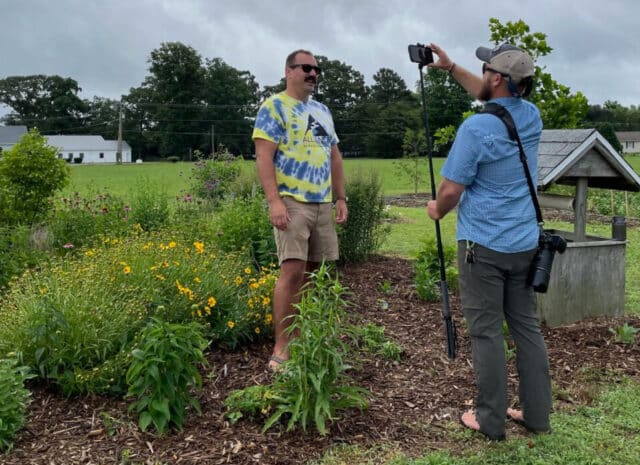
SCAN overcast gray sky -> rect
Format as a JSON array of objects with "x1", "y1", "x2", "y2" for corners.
[{"x1": 1, "y1": 0, "x2": 639, "y2": 113}]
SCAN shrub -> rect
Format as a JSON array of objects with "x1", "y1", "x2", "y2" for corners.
[
  {"x1": 166, "y1": 156, "x2": 181, "y2": 163},
  {"x1": 0, "y1": 358, "x2": 31, "y2": 452},
  {"x1": 0, "y1": 129, "x2": 70, "y2": 225},
  {"x1": 264, "y1": 262, "x2": 368, "y2": 435},
  {"x1": 414, "y1": 237, "x2": 458, "y2": 302},
  {"x1": 338, "y1": 170, "x2": 389, "y2": 263},
  {"x1": 126, "y1": 319, "x2": 208, "y2": 434},
  {"x1": 189, "y1": 147, "x2": 242, "y2": 206},
  {"x1": 216, "y1": 192, "x2": 277, "y2": 268}
]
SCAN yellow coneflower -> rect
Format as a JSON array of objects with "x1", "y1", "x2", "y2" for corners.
[{"x1": 227, "y1": 320, "x2": 235, "y2": 329}]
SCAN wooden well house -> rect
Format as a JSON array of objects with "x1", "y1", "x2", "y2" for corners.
[{"x1": 535, "y1": 129, "x2": 640, "y2": 327}]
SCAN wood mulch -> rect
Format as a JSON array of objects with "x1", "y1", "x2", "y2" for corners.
[{"x1": 4, "y1": 254, "x2": 639, "y2": 465}]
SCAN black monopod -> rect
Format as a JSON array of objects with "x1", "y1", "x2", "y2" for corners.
[{"x1": 409, "y1": 44, "x2": 457, "y2": 359}]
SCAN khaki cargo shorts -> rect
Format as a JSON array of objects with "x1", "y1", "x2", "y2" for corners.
[{"x1": 274, "y1": 196, "x2": 339, "y2": 265}]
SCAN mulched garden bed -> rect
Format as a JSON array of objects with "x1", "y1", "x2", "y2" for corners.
[{"x1": 5, "y1": 255, "x2": 639, "y2": 465}]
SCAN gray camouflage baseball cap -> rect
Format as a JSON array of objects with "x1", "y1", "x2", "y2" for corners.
[{"x1": 476, "y1": 43, "x2": 534, "y2": 83}]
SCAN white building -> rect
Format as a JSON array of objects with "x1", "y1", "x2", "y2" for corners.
[
  {"x1": 0, "y1": 125, "x2": 28, "y2": 152},
  {"x1": 616, "y1": 132, "x2": 640, "y2": 154},
  {"x1": 45, "y1": 135, "x2": 132, "y2": 163}
]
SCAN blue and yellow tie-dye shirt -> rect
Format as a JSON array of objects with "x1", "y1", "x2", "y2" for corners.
[{"x1": 252, "y1": 92, "x2": 339, "y2": 203}]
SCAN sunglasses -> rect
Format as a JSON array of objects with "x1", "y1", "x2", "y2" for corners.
[{"x1": 289, "y1": 63, "x2": 322, "y2": 74}]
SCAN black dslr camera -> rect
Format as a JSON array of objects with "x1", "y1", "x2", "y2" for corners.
[
  {"x1": 528, "y1": 232, "x2": 568, "y2": 293},
  {"x1": 408, "y1": 43, "x2": 434, "y2": 66}
]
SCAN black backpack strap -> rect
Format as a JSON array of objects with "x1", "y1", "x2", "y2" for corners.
[{"x1": 479, "y1": 102, "x2": 543, "y2": 225}]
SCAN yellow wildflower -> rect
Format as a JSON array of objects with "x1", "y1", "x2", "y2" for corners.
[
  {"x1": 207, "y1": 296, "x2": 217, "y2": 307},
  {"x1": 193, "y1": 241, "x2": 205, "y2": 254},
  {"x1": 197, "y1": 309, "x2": 202, "y2": 317},
  {"x1": 234, "y1": 276, "x2": 243, "y2": 286},
  {"x1": 123, "y1": 266, "x2": 131, "y2": 274},
  {"x1": 262, "y1": 296, "x2": 271, "y2": 306},
  {"x1": 255, "y1": 327, "x2": 261, "y2": 334},
  {"x1": 194, "y1": 277, "x2": 201, "y2": 283},
  {"x1": 250, "y1": 282, "x2": 259, "y2": 290},
  {"x1": 85, "y1": 250, "x2": 95, "y2": 257},
  {"x1": 265, "y1": 313, "x2": 273, "y2": 324},
  {"x1": 227, "y1": 320, "x2": 235, "y2": 329},
  {"x1": 244, "y1": 267, "x2": 252, "y2": 275},
  {"x1": 168, "y1": 241, "x2": 177, "y2": 248},
  {"x1": 205, "y1": 306, "x2": 212, "y2": 315}
]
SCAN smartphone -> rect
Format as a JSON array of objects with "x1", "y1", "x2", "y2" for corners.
[{"x1": 408, "y1": 44, "x2": 434, "y2": 65}]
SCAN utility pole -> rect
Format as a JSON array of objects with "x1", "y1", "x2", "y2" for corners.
[
  {"x1": 116, "y1": 104, "x2": 123, "y2": 164},
  {"x1": 211, "y1": 125, "x2": 215, "y2": 159}
]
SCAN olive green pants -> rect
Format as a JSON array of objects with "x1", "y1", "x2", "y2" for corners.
[{"x1": 458, "y1": 241, "x2": 551, "y2": 438}]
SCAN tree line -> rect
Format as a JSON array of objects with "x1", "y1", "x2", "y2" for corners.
[{"x1": 1, "y1": 18, "x2": 637, "y2": 159}]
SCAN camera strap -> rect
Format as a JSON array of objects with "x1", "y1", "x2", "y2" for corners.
[{"x1": 479, "y1": 102, "x2": 543, "y2": 226}]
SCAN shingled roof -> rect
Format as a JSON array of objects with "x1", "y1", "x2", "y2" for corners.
[{"x1": 538, "y1": 128, "x2": 640, "y2": 192}]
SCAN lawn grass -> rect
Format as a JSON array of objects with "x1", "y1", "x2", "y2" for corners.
[{"x1": 63, "y1": 158, "x2": 444, "y2": 199}]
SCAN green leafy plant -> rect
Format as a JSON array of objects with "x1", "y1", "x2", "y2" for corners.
[
  {"x1": 223, "y1": 384, "x2": 274, "y2": 425},
  {"x1": 338, "y1": 170, "x2": 390, "y2": 264},
  {"x1": 0, "y1": 224, "x2": 50, "y2": 290},
  {"x1": 264, "y1": 262, "x2": 368, "y2": 435},
  {"x1": 0, "y1": 358, "x2": 32, "y2": 452},
  {"x1": 126, "y1": 319, "x2": 208, "y2": 434},
  {"x1": 414, "y1": 237, "x2": 458, "y2": 302},
  {"x1": 129, "y1": 179, "x2": 170, "y2": 232},
  {"x1": 379, "y1": 281, "x2": 393, "y2": 295},
  {"x1": 609, "y1": 323, "x2": 639, "y2": 345},
  {"x1": 215, "y1": 192, "x2": 277, "y2": 268},
  {"x1": 353, "y1": 323, "x2": 404, "y2": 361}
]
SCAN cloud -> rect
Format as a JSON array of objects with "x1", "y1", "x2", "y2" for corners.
[{"x1": 1, "y1": 0, "x2": 639, "y2": 107}]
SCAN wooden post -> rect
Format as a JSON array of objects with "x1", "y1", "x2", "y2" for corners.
[
  {"x1": 625, "y1": 191, "x2": 630, "y2": 217},
  {"x1": 574, "y1": 178, "x2": 588, "y2": 241}
]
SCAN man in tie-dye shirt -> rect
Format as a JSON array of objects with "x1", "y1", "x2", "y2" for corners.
[{"x1": 253, "y1": 49, "x2": 347, "y2": 371}]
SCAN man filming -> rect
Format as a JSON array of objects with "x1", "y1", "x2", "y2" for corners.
[{"x1": 426, "y1": 43, "x2": 551, "y2": 440}]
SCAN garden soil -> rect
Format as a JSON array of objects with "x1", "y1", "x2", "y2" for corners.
[{"x1": 4, "y1": 208, "x2": 640, "y2": 465}]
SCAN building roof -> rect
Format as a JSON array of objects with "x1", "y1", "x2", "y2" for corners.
[
  {"x1": 45, "y1": 135, "x2": 131, "y2": 151},
  {"x1": 0, "y1": 125, "x2": 28, "y2": 145},
  {"x1": 539, "y1": 128, "x2": 640, "y2": 192},
  {"x1": 615, "y1": 131, "x2": 640, "y2": 142}
]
